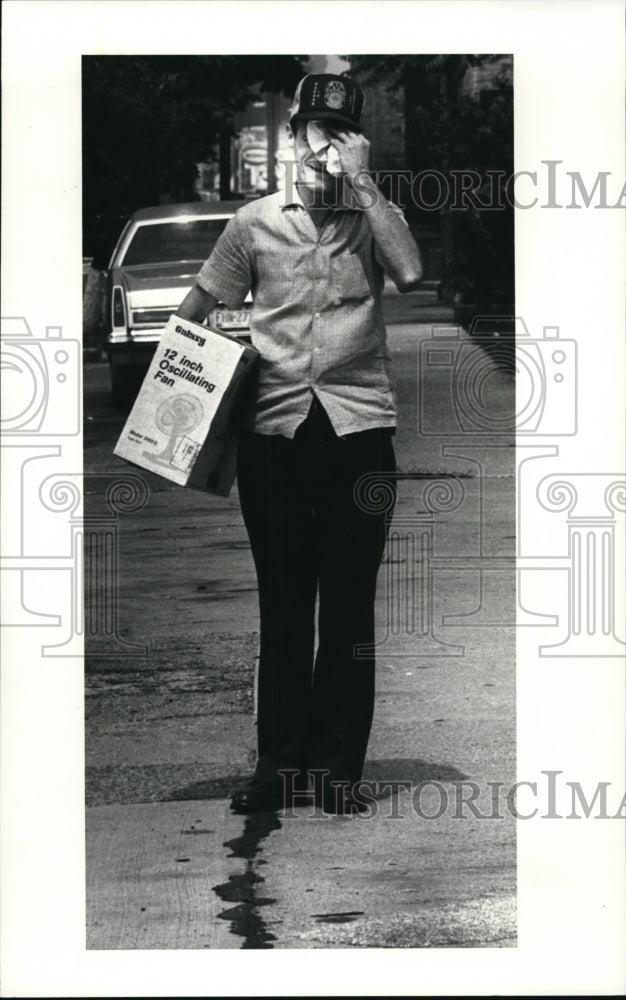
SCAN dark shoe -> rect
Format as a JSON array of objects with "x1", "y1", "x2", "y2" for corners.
[
  {"x1": 230, "y1": 777, "x2": 311, "y2": 814},
  {"x1": 230, "y1": 781, "x2": 282, "y2": 813},
  {"x1": 315, "y1": 784, "x2": 368, "y2": 816}
]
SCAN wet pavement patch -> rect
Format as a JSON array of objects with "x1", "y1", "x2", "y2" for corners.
[
  {"x1": 213, "y1": 812, "x2": 282, "y2": 949},
  {"x1": 85, "y1": 631, "x2": 258, "y2": 699},
  {"x1": 312, "y1": 911, "x2": 365, "y2": 924}
]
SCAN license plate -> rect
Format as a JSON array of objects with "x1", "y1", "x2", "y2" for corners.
[{"x1": 212, "y1": 308, "x2": 250, "y2": 330}]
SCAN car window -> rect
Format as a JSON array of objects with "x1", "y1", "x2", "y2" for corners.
[{"x1": 120, "y1": 218, "x2": 230, "y2": 266}]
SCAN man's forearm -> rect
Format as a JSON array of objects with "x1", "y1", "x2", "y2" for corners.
[
  {"x1": 177, "y1": 284, "x2": 219, "y2": 322},
  {"x1": 349, "y1": 172, "x2": 423, "y2": 292}
]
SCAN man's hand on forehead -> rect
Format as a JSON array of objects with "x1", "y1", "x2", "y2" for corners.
[
  {"x1": 325, "y1": 127, "x2": 371, "y2": 181},
  {"x1": 302, "y1": 120, "x2": 370, "y2": 180},
  {"x1": 306, "y1": 121, "x2": 366, "y2": 144}
]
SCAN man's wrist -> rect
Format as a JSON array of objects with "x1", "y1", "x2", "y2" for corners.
[
  {"x1": 344, "y1": 170, "x2": 381, "y2": 211},
  {"x1": 345, "y1": 168, "x2": 373, "y2": 190}
]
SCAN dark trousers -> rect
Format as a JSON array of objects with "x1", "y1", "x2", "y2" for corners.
[{"x1": 236, "y1": 396, "x2": 396, "y2": 789}]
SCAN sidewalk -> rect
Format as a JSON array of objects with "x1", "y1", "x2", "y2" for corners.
[{"x1": 85, "y1": 322, "x2": 516, "y2": 949}]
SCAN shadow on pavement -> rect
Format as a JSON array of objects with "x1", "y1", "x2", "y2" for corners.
[{"x1": 166, "y1": 757, "x2": 468, "y2": 803}]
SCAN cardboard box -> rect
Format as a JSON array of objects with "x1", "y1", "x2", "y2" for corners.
[{"x1": 114, "y1": 314, "x2": 258, "y2": 496}]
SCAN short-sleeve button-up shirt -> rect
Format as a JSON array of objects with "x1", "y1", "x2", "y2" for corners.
[{"x1": 196, "y1": 185, "x2": 399, "y2": 438}]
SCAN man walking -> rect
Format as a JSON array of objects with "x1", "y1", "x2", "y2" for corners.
[{"x1": 178, "y1": 73, "x2": 423, "y2": 814}]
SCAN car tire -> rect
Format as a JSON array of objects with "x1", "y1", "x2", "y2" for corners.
[{"x1": 110, "y1": 366, "x2": 144, "y2": 411}]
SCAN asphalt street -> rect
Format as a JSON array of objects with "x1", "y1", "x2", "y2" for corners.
[{"x1": 84, "y1": 295, "x2": 517, "y2": 949}]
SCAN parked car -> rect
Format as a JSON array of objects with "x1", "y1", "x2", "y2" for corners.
[{"x1": 102, "y1": 201, "x2": 251, "y2": 405}]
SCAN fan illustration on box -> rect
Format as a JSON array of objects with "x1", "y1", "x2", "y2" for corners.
[
  {"x1": 144, "y1": 394, "x2": 204, "y2": 473},
  {"x1": 115, "y1": 313, "x2": 259, "y2": 496}
]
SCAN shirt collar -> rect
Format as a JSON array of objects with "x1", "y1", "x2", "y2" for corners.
[
  {"x1": 278, "y1": 181, "x2": 356, "y2": 213},
  {"x1": 279, "y1": 183, "x2": 306, "y2": 210}
]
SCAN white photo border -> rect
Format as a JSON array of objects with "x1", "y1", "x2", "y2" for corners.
[{"x1": 1, "y1": 1, "x2": 625, "y2": 995}]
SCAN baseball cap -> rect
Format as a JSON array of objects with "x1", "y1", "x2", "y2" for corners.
[{"x1": 289, "y1": 74, "x2": 365, "y2": 130}]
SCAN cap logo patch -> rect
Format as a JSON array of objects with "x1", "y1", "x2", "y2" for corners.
[{"x1": 324, "y1": 80, "x2": 347, "y2": 110}]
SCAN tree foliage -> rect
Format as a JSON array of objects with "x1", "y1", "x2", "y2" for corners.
[
  {"x1": 348, "y1": 55, "x2": 514, "y2": 306},
  {"x1": 83, "y1": 55, "x2": 306, "y2": 257}
]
